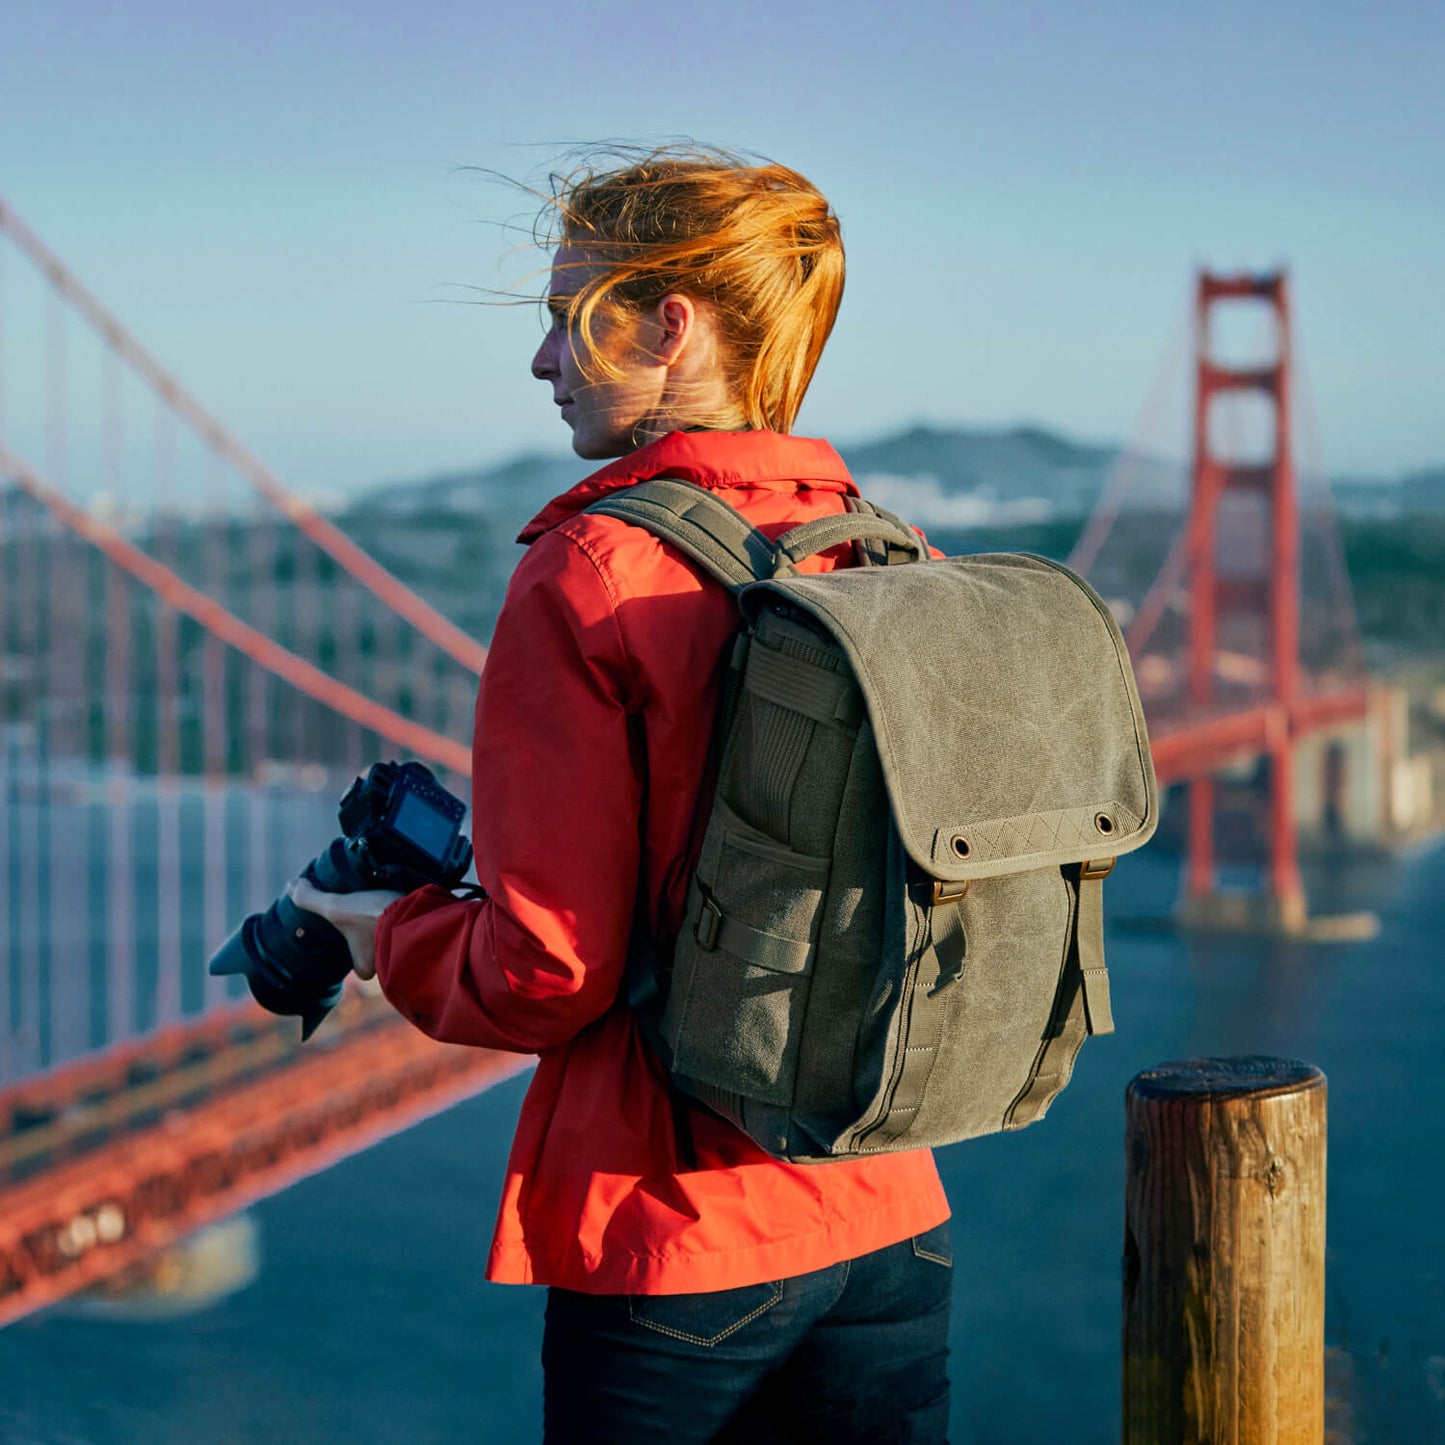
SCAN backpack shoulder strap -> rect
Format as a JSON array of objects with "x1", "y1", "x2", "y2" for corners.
[
  {"x1": 587, "y1": 477, "x2": 929, "y2": 586},
  {"x1": 585, "y1": 477, "x2": 774, "y2": 591}
]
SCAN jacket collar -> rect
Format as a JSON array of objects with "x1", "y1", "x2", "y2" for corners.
[{"x1": 518, "y1": 430, "x2": 858, "y2": 543}]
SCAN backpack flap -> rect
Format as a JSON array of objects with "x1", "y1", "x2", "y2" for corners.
[{"x1": 739, "y1": 551, "x2": 1158, "y2": 886}]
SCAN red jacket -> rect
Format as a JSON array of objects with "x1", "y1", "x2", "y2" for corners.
[{"x1": 374, "y1": 430, "x2": 949, "y2": 1295}]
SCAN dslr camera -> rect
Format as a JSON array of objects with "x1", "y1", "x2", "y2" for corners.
[{"x1": 209, "y1": 760, "x2": 473, "y2": 1039}]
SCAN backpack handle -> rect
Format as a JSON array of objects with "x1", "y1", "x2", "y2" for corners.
[{"x1": 771, "y1": 512, "x2": 928, "y2": 575}]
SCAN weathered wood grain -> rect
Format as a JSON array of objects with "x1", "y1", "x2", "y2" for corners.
[{"x1": 1123, "y1": 1057, "x2": 1327, "y2": 1444}]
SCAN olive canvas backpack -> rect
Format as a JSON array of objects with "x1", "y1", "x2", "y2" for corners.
[{"x1": 587, "y1": 478, "x2": 1158, "y2": 1162}]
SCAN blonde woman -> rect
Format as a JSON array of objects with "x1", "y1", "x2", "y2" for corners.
[{"x1": 302, "y1": 149, "x2": 953, "y2": 1444}]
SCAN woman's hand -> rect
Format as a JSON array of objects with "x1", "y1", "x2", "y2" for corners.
[{"x1": 286, "y1": 876, "x2": 406, "y2": 981}]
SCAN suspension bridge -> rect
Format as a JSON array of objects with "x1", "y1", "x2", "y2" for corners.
[{"x1": 0, "y1": 198, "x2": 1396, "y2": 1327}]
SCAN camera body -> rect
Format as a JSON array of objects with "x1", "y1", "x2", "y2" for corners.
[{"x1": 209, "y1": 761, "x2": 474, "y2": 1038}]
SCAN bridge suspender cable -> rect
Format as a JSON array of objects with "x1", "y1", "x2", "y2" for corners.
[
  {"x1": 1066, "y1": 301, "x2": 1191, "y2": 578},
  {"x1": 0, "y1": 194, "x2": 489, "y2": 677},
  {"x1": 0, "y1": 439, "x2": 473, "y2": 776}
]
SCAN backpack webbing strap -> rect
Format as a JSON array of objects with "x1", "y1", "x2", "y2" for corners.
[
  {"x1": 858, "y1": 896, "x2": 967, "y2": 1151},
  {"x1": 1007, "y1": 867, "x2": 1114, "y2": 1129},
  {"x1": 1075, "y1": 870, "x2": 1114, "y2": 1035},
  {"x1": 586, "y1": 478, "x2": 774, "y2": 591},
  {"x1": 744, "y1": 641, "x2": 864, "y2": 729},
  {"x1": 689, "y1": 881, "x2": 815, "y2": 974},
  {"x1": 590, "y1": 478, "x2": 927, "y2": 585}
]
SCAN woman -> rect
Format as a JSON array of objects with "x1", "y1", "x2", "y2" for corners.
[{"x1": 301, "y1": 148, "x2": 953, "y2": 1444}]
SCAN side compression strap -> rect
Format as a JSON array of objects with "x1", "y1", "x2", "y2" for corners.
[
  {"x1": 855, "y1": 891, "x2": 965, "y2": 1151},
  {"x1": 1006, "y1": 866, "x2": 1113, "y2": 1129},
  {"x1": 1075, "y1": 870, "x2": 1114, "y2": 1034},
  {"x1": 689, "y1": 880, "x2": 815, "y2": 974}
]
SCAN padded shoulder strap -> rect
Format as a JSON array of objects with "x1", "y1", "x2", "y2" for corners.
[
  {"x1": 585, "y1": 477, "x2": 774, "y2": 591},
  {"x1": 589, "y1": 476, "x2": 927, "y2": 586}
]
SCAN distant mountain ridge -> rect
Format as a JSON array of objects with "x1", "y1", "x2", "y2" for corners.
[
  {"x1": 347, "y1": 422, "x2": 1135, "y2": 538},
  {"x1": 332, "y1": 423, "x2": 1445, "y2": 659},
  {"x1": 838, "y1": 423, "x2": 1127, "y2": 529},
  {"x1": 345, "y1": 422, "x2": 1443, "y2": 533},
  {"x1": 1333, "y1": 465, "x2": 1445, "y2": 515}
]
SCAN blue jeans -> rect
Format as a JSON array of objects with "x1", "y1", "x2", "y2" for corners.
[{"x1": 542, "y1": 1222, "x2": 953, "y2": 1444}]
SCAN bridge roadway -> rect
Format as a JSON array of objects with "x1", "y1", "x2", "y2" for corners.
[
  {"x1": 1145, "y1": 687, "x2": 1373, "y2": 782},
  {"x1": 0, "y1": 991, "x2": 526, "y2": 1328}
]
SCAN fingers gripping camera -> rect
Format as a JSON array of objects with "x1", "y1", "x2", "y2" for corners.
[
  {"x1": 284, "y1": 876, "x2": 400, "y2": 981},
  {"x1": 208, "y1": 762, "x2": 474, "y2": 1039}
]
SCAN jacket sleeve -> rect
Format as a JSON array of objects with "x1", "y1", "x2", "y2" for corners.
[{"x1": 373, "y1": 528, "x2": 640, "y2": 1053}]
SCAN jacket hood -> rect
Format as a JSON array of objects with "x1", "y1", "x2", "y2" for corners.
[{"x1": 517, "y1": 430, "x2": 858, "y2": 544}]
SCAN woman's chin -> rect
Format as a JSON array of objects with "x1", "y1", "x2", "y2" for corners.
[{"x1": 570, "y1": 432, "x2": 631, "y2": 462}]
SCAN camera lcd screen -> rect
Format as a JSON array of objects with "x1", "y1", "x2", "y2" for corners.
[{"x1": 391, "y1": 790, "x2": 457, "y2": 862}]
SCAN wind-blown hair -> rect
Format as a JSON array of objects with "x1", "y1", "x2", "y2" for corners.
[{"x1": 542, "y1": 146, "x2": 845, "y2": 434}]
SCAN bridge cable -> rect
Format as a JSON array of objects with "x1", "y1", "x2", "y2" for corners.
[
  {"x1": 0, "y1": 195, "x2": 489, "y2": 677},
  {"x1": 0, "y1": 439, "x2": 471, "y2": 775}
]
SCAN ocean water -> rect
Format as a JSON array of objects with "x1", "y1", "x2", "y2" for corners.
[{"x1": 1, "y1": 841, "x2": 1443, "y2": 1444}]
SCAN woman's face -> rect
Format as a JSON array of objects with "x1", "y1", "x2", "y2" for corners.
[{"x1": 531, "y1": 245, "x2": 667, "y2": 460}]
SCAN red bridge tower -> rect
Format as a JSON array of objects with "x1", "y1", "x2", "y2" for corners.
[{"x1": 1184, "y1": 271, "x2": 1304, "y2": 929}]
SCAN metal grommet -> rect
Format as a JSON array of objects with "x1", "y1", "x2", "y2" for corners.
[
  {"x1": 950, "y1": 835, "x2": 971, "y2": 859},
  {"x1": 1094, "y1": 812, "x2": 1115, "y2": 836}
]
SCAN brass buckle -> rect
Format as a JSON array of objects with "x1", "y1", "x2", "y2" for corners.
[
  {"x1": 1080, "y1": 857, "x2": 1116, "y2": 881},
  {"x1": 931, "y1": 878, "x2": 969, "y2": 906}
]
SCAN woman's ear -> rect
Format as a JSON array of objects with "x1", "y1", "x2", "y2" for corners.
[{"x1": 654, "y1": 294, "x2": 696, "y2": 365}]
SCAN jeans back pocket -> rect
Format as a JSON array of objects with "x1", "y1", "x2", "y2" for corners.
[{"x1": 627, "y1": 1280, "x2": 784, "y2": 1347}]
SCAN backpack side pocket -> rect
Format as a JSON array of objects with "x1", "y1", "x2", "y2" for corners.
[{"x1": 664, "y1": 805, "x2": 829, "y2": 1107}]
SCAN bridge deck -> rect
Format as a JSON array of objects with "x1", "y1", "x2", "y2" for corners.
[{"x1": 0, "y1": 992, "x2": 527, "y2": 1328}]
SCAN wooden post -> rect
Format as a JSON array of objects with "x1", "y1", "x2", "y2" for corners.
[{"x1": 1123, "y1": 1057, "x2": 1327, "y2": 1444}]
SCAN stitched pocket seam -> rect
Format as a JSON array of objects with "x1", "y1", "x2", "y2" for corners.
[
  {"x1": 627, "y1": 1281, "x2": 784, "y2": 1347},
  {"x1": 911, "y1": 1232, "x2": 953, "y2": 1268}
]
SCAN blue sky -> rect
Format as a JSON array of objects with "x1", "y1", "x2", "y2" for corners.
[{"x1": 1, "y1": 0, "x2": 1441, "y2": 496}]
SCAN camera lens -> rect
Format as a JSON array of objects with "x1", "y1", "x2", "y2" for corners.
[{"x1": 209, "y1": 887, "x2": 354, "y2": 1040}]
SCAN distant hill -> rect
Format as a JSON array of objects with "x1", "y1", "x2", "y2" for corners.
[
  {"x1": 331, "y1": 421, "x2": 1445, "y2": 658},
  {"x1": 348, "y1": 421, "x2": 1158, "y2": 537},
  {"x1": 347, "y1": 421, "x2": 1444, "y2": 534},
  {"x1": 838, "y1": 422, "x2": 1115, "y2": 521},
  {"x1": 1332, "y1": 466, "x2": 1445, "y2": 516}
]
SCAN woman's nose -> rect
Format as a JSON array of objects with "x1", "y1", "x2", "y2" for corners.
[{"x1": 532, "y1": 330, "x2": 558, "y2": 381}]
